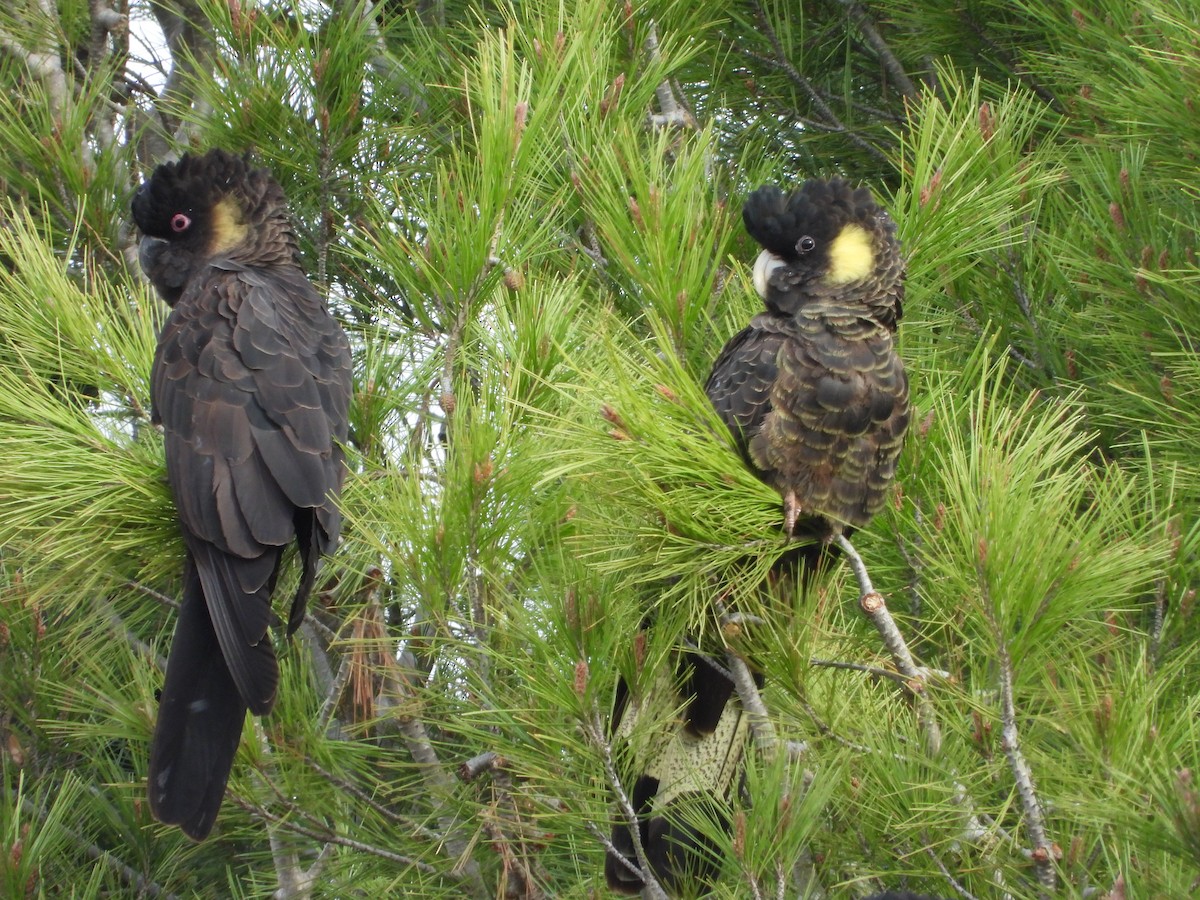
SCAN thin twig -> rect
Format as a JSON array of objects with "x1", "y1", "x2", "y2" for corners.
[
  {"x1": 585, "y1": 820, "x2": 643, "y2": 881},
  {"x1": 834, "y1": 533, "x2": 943, "y2": 756},
  {"x1": 582, "y1": 706, "x2": 670, "y2": 900},
  {"x1": 836, "y1": 0, "x2": 920, "y2": 101},
  {"x1": 18, "y1": 794, "x2": 180, "y2": 900},
  {"x1": 996, "y1": 633, "x2": 1056, "y2": 890},
  {"x1": 923, "y1": 835, "x2": 982, "y2": 900},
  {"x1": 709, "y1": 598, "x2": 781, "y2": 756},
  {"x1": 127, "y1": 579, "x2": 179, "y2": 612},
  {"x1": 809, "y1": 656, "x2": 920, "y2": 688},
  {"x1": 228, "y1": 794, "x2": 447, "y2": 876},
  {"x1": 645, "y1": 21, "x2": 693, "y2": 131},
  {"x1": 747, "y1": 0, "x2": 890, "y2": 164},
  {"x1": 377, "y1": 642, "x2": 490, "y2": 898}
]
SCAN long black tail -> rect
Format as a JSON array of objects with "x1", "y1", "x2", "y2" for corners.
[{"x1": 147, "y1": 556, "x2": 248, "y2": 841}]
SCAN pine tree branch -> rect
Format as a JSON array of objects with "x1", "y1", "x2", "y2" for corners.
[
  {"x1": 229, "y1": 793, "x2": 447, "y2": 876},
  {"x1": 923, "y1": 834, "x2": 981, "y2": 900},
  {"x1": 645, "y1": 21, "x2": 694, "y2": 132},
  {"x1": 582, "y1": 705, "x2": 670, "y2": 900},
  {"x1": 747, "y1": 0, "x2": 890, "y2": 164},
  {"x1": 809, "y1": 656, "x2": 923, "y2": 688},
  {"x1": 996, "y1": 635, "x2": 1056, "y2": 891},
  {"x1": 377, "y1": 647, "x2": 490, "y2": 898},
  {"x1": 457, "y1": 752, "x2": 546, "y2": 899},
  {"x1": 835, "y1": 0, "x2": 919, "y2": 102},
  {"x1": 711, "y1": 598, "x2": 802, "y2": 759},
  {"x1": 252, "y1": 721, "x2": 319, "y2": 898},
  {"x1": 17, "y1": 793, "x2": 180, "y2": 900},
  {"x1": 834, "y1": 533, "x2": 943, "y2": 756}
]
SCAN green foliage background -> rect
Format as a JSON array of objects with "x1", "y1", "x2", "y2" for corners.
[{"x1": 0, "y1": 0, "x2": 1196, "y2": 896}]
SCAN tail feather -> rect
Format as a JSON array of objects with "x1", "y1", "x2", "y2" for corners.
[{"x1": 147, "y1": 557, "x2": 248, "y2": 841}]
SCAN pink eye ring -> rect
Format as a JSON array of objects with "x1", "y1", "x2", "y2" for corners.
[{"x1": 170, "y1": 213, "x2": 191, "y2": 233}]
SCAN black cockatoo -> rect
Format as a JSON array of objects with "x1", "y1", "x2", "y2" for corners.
[
  {"x1": 132, "y1": 149, "x2": 352, "y2": 840},
  {"x1": 606, "y1": 178, "x2": 909, "y2": 894}
]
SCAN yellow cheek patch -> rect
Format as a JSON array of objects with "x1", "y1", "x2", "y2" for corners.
[
  {"x1": 209, "y1": 198, "x2": 249, "y2": 255},
  {"x1": 826, "y1": 223, "x2": 874, "y2": 284}
]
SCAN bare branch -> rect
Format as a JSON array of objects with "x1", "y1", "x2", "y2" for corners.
[
  {"x1": 458, "y1": 750, "x2": 505, "y2": 782},
  {"x1": 835, "y1": 0, "x2": 920, "y2": 102},
  {"x1": 17, "y1": 793, "x2": 180, "y2": 900},
  {"x1": 582, "y1": 706, "x2": 670, "y2": 900},
  {"x1": 376, "y1": 630, "x2": 490, "y2": 898},
  {"x1": 834, "y1": 533, "x2": 943, "y2": 756},
  {"x1": 996, "y1": 634, "x2": 1056, "y2": 890},
  {"x1": 747, "y1": 0, "x2": 890, "y2": 164},
  {"x1": 923, "y1": 834, "x2": 983, "y2": 900},
  {"x1": 228, "y1": 794, "x2": 447, "y2": 876},
  {"x1": 645, "y1": 21, "x2": 694, "y2": 131}
]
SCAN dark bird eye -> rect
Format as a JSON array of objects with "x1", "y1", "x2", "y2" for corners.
[
  {"x1": 170, "y1": 213, "x2": 191, "y2": 233},
  {"x1": 797, "y1": 235, "x2": 816, "y2": 253}
]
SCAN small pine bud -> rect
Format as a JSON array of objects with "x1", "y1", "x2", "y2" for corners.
[
  {"x1": 601, "y1": 74, "x2": 625, "y2": 117},
  {"x1": 978, "y1": 102, "x2": 994, "y2": 141},
  {"x1": 573, "y1": 660, "x2": 588, "y2": 697},
  {"x1": 628, "y1": 194, "x2": 643, "y2": 229},
  {"x1": 1109, "y1": 201, "x2": 1125, "y2": 231},
  {"x1": 919, "y1": 169, "x2": 942, "y2": 207},
  {"x1": 503, "y1": 267, "x2": 525, "y2": 291},
  {"x1": 565, "y1": 590, "x2": 578, "y2": 630},
  {"x1": 6, "y1": 732, "x2": 23, "y2": 767},
  {"x1": 1095, "y1": 694, "x2": 1113, "y2": 732},
  {"x1": 1181, "y1": 588, "x2": 1196, "y2": 619},
  {"x1": 474, "y1": 458, "x2": 493, "y2": 484},
  {"x1": 600, "y1": 403, "x2": 625, "y2": 428},
  {"x1": 918, "y1": 407, "x2": 935, "y2": 438},
  {"x1": 654, "y1": 384, "x2": 678, "y2": 403}
]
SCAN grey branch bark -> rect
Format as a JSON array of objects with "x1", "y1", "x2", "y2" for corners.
[{"x1": 835, "y1": 533, "x2": 943, "y2": 755}]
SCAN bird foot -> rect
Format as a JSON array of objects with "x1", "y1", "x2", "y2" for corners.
[{"x1": 783, "y1": 490, "x2": 802, "y2": 535}]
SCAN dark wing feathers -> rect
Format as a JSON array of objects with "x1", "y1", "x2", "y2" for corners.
[
  {"x1": 149, "y1": 262, "x2": 350, "y2": 835},
  {"x1": 188, "y1": 537, "x2": 278, "y2": 716},
  {"x1": 734, "y1": 312, "x2": 909, "y2": 529},
  {"x1": 152, "y1": 262, "x2": 346, "y2": 666},
  {"x1": 703, "y1": 321, "x2": 786, "y2": 453}
]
